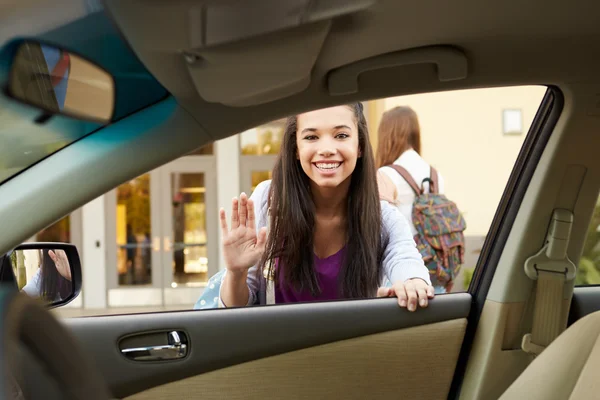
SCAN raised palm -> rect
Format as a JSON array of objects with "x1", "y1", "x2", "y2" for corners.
[
  {"x1": 220, "y1": 193, "x2": 267, "y2": 273},
  {"x1": 49, "y1": 249, "x2": 71, "y2": 281}
]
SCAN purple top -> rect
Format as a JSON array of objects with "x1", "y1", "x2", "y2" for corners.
[{"x1": 275, "y1": 247, "x2": 346, "y2": 303}]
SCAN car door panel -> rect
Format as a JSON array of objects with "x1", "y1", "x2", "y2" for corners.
[
  {"x1": 126, "y1": 319, "x2": 466, "y2": 400},
  {"x1": 64, "y1": 293, "x2": 471, "y2": 399}
]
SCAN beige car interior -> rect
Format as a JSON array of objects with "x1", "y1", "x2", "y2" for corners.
[
  {"x1": 127, "y1": 319, "x2": 467, "y2": 400},
  {"x1": 3, "y1": 0, "x2": 600, "y2": 399}
]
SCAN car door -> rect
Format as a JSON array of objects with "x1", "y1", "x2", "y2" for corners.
[{"x1": 47, "y1": 85, "x2": 560, "y2": 400}]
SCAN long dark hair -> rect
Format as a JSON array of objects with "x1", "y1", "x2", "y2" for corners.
[
  {"x1": 260, "y1": 103, "x2": 383, "y2": 298},
  {"x1": 40, "y1": 249, "x2": 72, "y2": 302}
]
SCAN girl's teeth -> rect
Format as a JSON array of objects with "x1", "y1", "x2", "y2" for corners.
[{"x1": 317, "y1": 163, "x2": 340, "y2": 170}]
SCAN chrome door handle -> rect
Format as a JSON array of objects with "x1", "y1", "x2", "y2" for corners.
[{"x1": 121, "y1": 331, "x2": 188, "y2": 361}]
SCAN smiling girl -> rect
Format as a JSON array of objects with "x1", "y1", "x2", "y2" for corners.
[{"x1": 219, "y1": 103, "x2": 434, "y2": 311}]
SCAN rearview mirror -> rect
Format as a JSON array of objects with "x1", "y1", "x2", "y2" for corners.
[
  {"x1": 0, "y1": 243, "x2": 82, "y2": 308},
  {"x1": 7, "y1": 41, "x2": 115, "y2": 123}
]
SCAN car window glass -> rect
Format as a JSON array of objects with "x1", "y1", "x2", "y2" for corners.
[{"x1": 38, "y1": 85, "x2": 548, "y2": 317}]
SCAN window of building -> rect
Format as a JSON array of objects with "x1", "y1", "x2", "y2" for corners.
[
  {"x1": 502, "y1": 108, "x2": 523, "y2": 135},
  {"x1": 170, "y1": 172, "x2": 209, "y2": 286},
  {"x1": 187, "y1": 143, "x2": 214, "y2": 155},
  {"x1": 116, "y1": 174, "x2": 152, "y2": 286},
  {"x1": 240, "y1": 120, "x2": 285, "y2": 155},
  {"x1": 35, "y1": 216, "x2": 71, "y2": 242}
]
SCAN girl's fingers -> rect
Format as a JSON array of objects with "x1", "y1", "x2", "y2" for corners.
[
  {"x1": 404, "y1": 281, "x2": 418, "y2": 312},
  {"x1": 377, "y1": 287, "x2": 392, "y2": 297},
  {"x1": 427, "y1": 285, "x2": 435, "y2": 298},
  {"x1": 247, "y1": 198, "x2": 256, "y2": 230},
  {"x1": 417, "y1": 287, "x2": 429, "y2": 308},
  {"x1": 395, "y1": 283, "x2": 408, "y2": 308},
  {"x1": 219, "y1": 208, "x2": 229, "y2": 237},
  {"x1": 231, "y1": 197, "x2": 239, "y2": 229},
  {"x1": 256, "y1": 227, "x2": 267, "y2": 249},
  {"x1": 239, "y1": 193, "x2": 248, "y2": 226}
]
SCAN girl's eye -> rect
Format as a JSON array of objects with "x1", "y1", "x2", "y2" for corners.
[
  {"x1": 336, "y1": 133, "x2": 349, "y2": 139},
  {"x1": 304, "y1": 135, "x2": 318, "y2": 141}
]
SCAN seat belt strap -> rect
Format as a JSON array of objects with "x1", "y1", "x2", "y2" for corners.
[{"x1": 522, "y1": 209, "x2": 576, "y2": 356}]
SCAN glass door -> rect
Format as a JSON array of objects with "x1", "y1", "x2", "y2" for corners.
[
  {"x1": 106, "y1": 169, "x2": 163, "y2": 307},
  {"x1": 239, "y1": 119, "x2": 283, "y2": 195},
  {"x1": 160, "y1": 156, "x2": 217, "y2": 305},
  {"x1": 239, "y1": 155, "x2": 277, "y2": 195}
]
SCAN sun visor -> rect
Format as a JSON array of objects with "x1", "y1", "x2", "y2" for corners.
[
  {"x1": 188, "y1": 0, "x2": 376, "y2": 49},
  {"x1": 184, "y1": 21, "x2": 330, "y2": 107},
  {"x1": 182, "y1": 0, "x2": 376, "y2": 107},
  {"x1": 104, "y1": 0, "x2": 377, "y2": 107}
]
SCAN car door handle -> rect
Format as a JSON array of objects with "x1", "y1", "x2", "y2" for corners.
[{"x1": 121, "y1": 331, "x2": 188, "y2": 361}]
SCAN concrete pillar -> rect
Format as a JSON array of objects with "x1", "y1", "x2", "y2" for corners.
[
  {"x1": 81, "y1": 195, "x2": 107, "y2": 308},
  {"x1": 216, "y1": 135, "x2": 241, "y2": 270},
  {"x1": 366, "y1": 99, "x2": 386, "y2": 153}
]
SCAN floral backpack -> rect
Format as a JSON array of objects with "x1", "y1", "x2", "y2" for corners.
[{"x1": 387, "y1": 165, "x2": 466, "y2": 292}]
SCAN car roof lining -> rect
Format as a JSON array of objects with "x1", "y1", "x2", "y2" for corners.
[{"x1": 102, "y1": 0, "x2": 600, "y2": 142}]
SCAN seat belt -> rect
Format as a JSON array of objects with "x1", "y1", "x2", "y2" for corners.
[{"x1": 521, "y1": 209, "x2": 576, "y2": 356}]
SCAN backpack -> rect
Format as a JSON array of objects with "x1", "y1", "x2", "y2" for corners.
[{"x1": 387, "y1": 165, "x2": 466, "y2": 292}]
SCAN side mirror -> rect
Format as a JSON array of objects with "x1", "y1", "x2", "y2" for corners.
[
  {"x1": 0, "y1": 243, "x2": 82, "y2": 308},
  {"x1": 6, "y1": 40, "x2": 115, "y2": 124}
]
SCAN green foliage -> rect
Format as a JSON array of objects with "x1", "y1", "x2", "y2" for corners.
[
  {"x1": 577, "y1": 199, "x2": 600, "y2": 285},
  {"x1": 576, "y1": 257, "x2": 600, "y2": 285},
  {"x1": 463, "y1": 268, "x2": 475, "y2": 290},
  {"x1": 11, "y1": 251, "x2": 26, "y2": 290}
]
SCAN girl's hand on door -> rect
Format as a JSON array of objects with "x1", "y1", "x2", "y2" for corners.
[
  {"x1": 377, "y1": 278, "x2": 435, "y2": 312},
  {"x1": 220, "y1": 193, "x2": 267, "y2": 275}
]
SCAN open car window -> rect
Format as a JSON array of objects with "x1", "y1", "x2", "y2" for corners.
[{"x1": 27, "y1": 84, "x2": 549, "y2": 317}]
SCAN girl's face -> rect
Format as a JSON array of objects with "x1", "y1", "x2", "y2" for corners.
[{"x1": 296, "y1": 106, "x2": 360, "y2": 189}]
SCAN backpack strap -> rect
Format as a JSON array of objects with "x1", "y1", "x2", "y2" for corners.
[
  {"x1": 429, "y1": 167, "x2": 439, "y2": 194},
  {"x1": 387, "y1": 165, "x2": 421, "y2": 195}
]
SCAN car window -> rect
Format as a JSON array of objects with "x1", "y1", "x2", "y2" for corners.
[
  {"x1": 39, "y1": 85, "x2": 547, "y2": 317},
  {"x1": 0, "y1": 108, "x2": 93, "y2": 185}
]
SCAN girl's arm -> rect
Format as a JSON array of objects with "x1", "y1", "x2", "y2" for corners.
[
  {"x1": 21, "y1": 268, "x2": 42, "y2": 298},
  {"x1": 218, "y1": 180, "x2": 271, "y2": 307},
  {"x1": 377, "y1": 170, "x2": 399, "y2": 205},
  {"x1": 380, "y1": 201, "x2": 431, "y2": 285}
]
